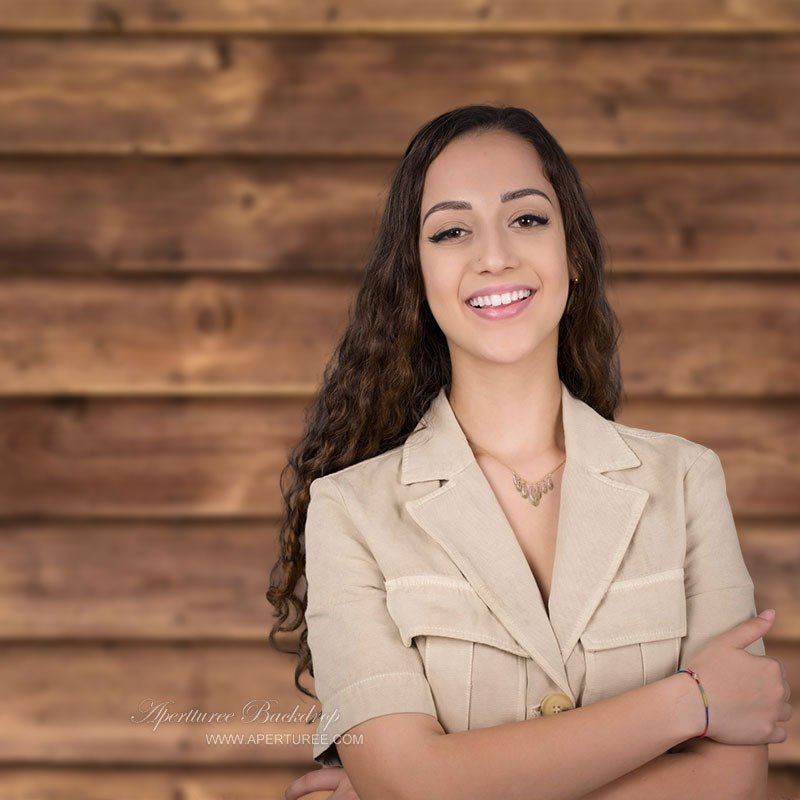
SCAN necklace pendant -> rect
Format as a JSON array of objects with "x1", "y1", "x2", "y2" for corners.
[{"x1": 507, "y1": 463, "x2": 563, "y2": 509}]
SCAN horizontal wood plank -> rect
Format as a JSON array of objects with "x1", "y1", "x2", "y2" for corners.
[
  {"x1": 1, "y1": 157, "x2": 798, "y2": 274},
  {"x1": 608, "y1": 277, "x2": 800, "y2": 396},
  {"x1": 0, "y1": 642, "x2": 321, "y2": 764},
  {"x1": 0, "y1": 396, "x2": 798, "y2": 516},
  {"x1": 0, "y1": 641, "x2": 796, "y2": 764},
  {"x1": 0, "y1": 275, "x2": 352, "y2": 394},
  {"x1": 0, "y1": 520, "x2": 795, "y2": 641},
  {"x1": 0, "y1": 520, "x2": 284, "y2": 640},
  {"x1": 0, "y1": 36, "x2": 799, "y2": 155},
  {"x1": 739, "y1": 525, "x2": 800, "y2": 640},
  {"x1": 1, "y1": 0, "x2": 799, "y2": 33},
  {"x1": 0, "y1": 276, "x2": 797, "y2": 396},
  {"x1": 0, "y1": 766, "x2": 331, "y2": 800}
]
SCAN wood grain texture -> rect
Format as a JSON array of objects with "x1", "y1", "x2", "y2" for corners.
[
  {"x1": 1, "y1": 0, "x2": 799, "y2": 33},
  {"x1": 0, "y1": 520, "x2": 285, "y2": 639},
  {"x1": 0, "y1": 642, "x2": 319, "y2": 764},
  {"x1": 1, "y1": 35, "x2": 800, "y2": 155},
  {"x1": 0, "y1": 275, "x2": 352, "y2": 393},
  {"x1": 0, "y1": 157, "x2": 798, "y2": 274},
  {"x1": 0, "y1": 767, "x2": 332, "y2": 800},
  {"x1": 0, "y1": 275, "x2": 796, "y2": 395}
]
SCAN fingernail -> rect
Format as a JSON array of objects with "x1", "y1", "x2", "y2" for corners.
[{"x1": 759, "y1": 609, "x2": 776, "y2": 619}]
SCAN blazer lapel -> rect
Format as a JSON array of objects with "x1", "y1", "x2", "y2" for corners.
[{"x1": 401, "y1": 380, "x2": 649, "y2": 700}]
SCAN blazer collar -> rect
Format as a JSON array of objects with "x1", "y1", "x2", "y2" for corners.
[{"x1": 400, "y1": 380, "x2": 649, "y2": 701}]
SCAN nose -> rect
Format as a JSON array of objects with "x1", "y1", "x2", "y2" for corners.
[{"x1": 474, "y1": 225, "x2": 521, "y2": 272}]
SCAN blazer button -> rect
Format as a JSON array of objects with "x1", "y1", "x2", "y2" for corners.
[{"x1": 540, "y1": 692, "x2": 574, "y2": 715}]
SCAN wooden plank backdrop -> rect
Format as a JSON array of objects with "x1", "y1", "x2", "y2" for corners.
[{"x1": 0, "y1": 2, "x2": 798, "y2": 798}]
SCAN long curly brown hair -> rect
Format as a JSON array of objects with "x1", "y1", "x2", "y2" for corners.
[{"x1": 267, "y1": 103, "x2": 623, "y2": 700}]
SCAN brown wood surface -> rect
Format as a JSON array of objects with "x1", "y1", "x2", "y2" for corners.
[
  {"x1": 0, "y1": 275, "x2": 796, "y2": 395},
  {"x1": 0, "y1": 157, "x2": 798, "y2": 274},
  {"x1": 0, "y1": 767, "x2": 331, "y2": 800},
  {"x1": 0, "y1": 0, "x2": 799, "y2": 33},
  {"x1": 0, "y1": 520, "x2": 285, "y2": 640},
  {"x1": 1, "y1": 36, "x2": 800, "y2": 155},
  {"x1": 0, "y1": 642, "x2": 318, "y2": 764}
]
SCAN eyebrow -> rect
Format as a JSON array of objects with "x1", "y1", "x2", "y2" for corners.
[{"x1": 422, "y1": 187, "x2": 553, "y2": 225}]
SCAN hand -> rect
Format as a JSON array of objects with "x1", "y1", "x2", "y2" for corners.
[
  {"x1": 687, "y1": 610, "x2": 792, "y2": 745},
  {"x1": 283, "y1": 765, "x2": 362, "y2": 800}
]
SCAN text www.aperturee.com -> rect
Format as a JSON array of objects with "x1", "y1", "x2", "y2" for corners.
[{"x1": 205, "y1": 732, "x2": 362, "y2": 746}]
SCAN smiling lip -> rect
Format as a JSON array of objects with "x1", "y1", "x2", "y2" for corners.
[
  {"x1": 466, "y1": 289, "x2": 536, "y2": 320},
  {"x1": 465, "y1": 282, "x2": 533, "y2": 302}
]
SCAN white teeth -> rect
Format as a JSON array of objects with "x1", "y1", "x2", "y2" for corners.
[{"x1": 468, "y1": 288, "x2": 532, "y2": 308}]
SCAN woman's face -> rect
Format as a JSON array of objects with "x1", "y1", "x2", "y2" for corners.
[{"x1": 418, "y1": 129, "x2": 573, "y2": 368}]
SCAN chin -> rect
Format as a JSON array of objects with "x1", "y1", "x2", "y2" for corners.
[{"x1": 475, "y1": 344, "x2": 538, "y2": 365}]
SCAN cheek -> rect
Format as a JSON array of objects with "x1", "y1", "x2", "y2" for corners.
[
  {"x1": 427, "y1": 294, "x2": 461, "y2": 337},
  {"x1": 421, "y1": 262, "x2": 460, "y2": 317}
]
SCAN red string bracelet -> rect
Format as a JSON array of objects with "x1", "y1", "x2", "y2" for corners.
[{"x1": 675, "y1": 667, "x2": 709, "y2": 738}]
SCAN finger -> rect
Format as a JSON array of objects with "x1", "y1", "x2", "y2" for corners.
[
  {"x1": 283, "y1": 767, "x2": 345, "y2": 800},
  {"x1": 762, "y1": 654, "x2": 785, "y2": 676},
  {"x1": 770, "y1": 726, "x2": 788, "y2": 744},
  {"x1": 779, "y1": 701, "x2": 793, "y2": 723},
  {"x1": 772, "y1": 656, "x2": 787, "y2": 678},
  {"x1": 729, "y1": 612, "x2": 775, "y2": 650}
]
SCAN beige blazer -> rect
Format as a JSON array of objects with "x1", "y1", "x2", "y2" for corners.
[{"x1": 304, "y1": 380, "x2": 764, "y2": 767}]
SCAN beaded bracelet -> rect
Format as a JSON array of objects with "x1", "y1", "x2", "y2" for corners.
[{"x1": 675, "y1": 667, "x2": 709, "y2": 738}]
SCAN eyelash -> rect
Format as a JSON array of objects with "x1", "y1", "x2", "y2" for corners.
[{"x1": 426, "y1": 213, "x2": 550, "y2": 243}]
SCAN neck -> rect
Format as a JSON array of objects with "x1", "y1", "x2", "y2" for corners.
[{"x1": 447, "y1": 369, "x2": 565, "y2": 473}]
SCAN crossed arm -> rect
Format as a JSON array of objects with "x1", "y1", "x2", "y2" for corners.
[
  {"x1": 330, "y1": 679, "x2": 768, "y2": 800},
  {"x1": 579, "y1": 738, "x2": 768, "y2": 799},
  {"x1": 284, "y1": 727, "x2": 768, "y2": 800}
]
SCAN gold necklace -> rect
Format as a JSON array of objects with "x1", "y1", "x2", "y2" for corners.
[{"x1": 468, "y1": 440, "x2": 566, "y2": 507}]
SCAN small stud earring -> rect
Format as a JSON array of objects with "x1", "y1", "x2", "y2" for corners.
[{"x1": 566, "y1": 276, "x2": 579, "y2": 312}]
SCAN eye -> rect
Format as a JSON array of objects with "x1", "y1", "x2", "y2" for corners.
[
  {"x1": 426, "y1": 212, "x2": 550, "y2": 244},
  {"x1": 512, "y1": 213, "x2": 550, "y2": 228},
  {"x1": 427, "y1": 226, "x2": 467, "y2": 243}
]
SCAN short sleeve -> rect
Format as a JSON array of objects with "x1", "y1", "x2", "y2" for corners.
[
  {"x1": 304, "y1": 476, "x2": 437, "y2": 767},
  {"x1": 678, "y1": 447, "x2": 765, "y2": 671}
]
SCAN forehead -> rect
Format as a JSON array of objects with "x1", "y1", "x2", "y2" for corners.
[{"x1": 421, "y1": 130, "x2": 549, "y2": 198}]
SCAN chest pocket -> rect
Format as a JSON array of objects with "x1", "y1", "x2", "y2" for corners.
[
  {"x1": 385, "y1": 576, "x2": 528, "y2": 733},
  {"x1": 580, "y1": 568, "x2": 687, "y2": 705}
]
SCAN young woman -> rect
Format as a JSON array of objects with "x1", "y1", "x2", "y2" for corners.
[{"x1": 269, "y1": 105, "x2": 791, "y2": 800}]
